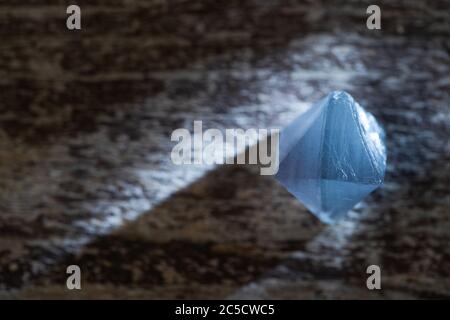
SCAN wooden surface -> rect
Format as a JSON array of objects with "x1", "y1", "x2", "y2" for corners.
[{"x1": 0, "y1": 0, "x2": 449, "y2": 298}]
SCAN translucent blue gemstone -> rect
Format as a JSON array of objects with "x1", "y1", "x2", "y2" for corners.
[{"x1": 275, "y1": 91, "x2": 386, "y2": 224}]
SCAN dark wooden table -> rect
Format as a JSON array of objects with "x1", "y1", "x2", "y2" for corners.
[{"x1": 0, "y1": 0, "x2": 449, "y2": 298}]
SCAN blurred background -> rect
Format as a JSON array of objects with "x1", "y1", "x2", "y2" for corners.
[{"x1": 0, "y1": 0, "x2": 449, "y2": 299}]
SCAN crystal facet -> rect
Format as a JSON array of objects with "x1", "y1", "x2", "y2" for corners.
[{"x1": 275, "y1": 91, "x2": 386, "y2": 223}]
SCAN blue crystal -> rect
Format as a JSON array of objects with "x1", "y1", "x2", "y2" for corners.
[{"x1": 275, "y1": 91, "x2": 386, "y2": 224}]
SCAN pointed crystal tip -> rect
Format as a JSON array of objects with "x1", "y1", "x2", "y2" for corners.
[{"x1": 275, "y1": 91, "x2": 387, "y2": 224}]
